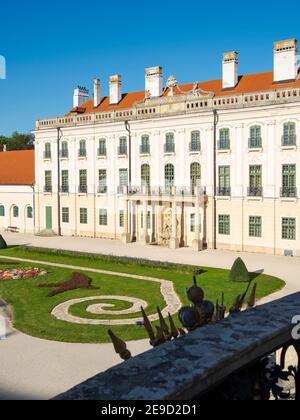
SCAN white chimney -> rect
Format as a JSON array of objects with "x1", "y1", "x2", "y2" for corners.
[
  {"x1": 73, "y1": 86, "x2": 89, "y2": 108},
  {"x1": 273, "y1": 38, "x2": 298, "y2": 83},
  {"x1": 93, "y1": 78, "x2": 101, "y2": 108},
  {"x1": 145, "y1": 66, "x2": 163, "y2": 97},
  {"x1": 109, "y1": 75, "x2": 122, "y2": 104},
  {"x1": 222, "y1": 51, "x2": 238, "y2": 90}
]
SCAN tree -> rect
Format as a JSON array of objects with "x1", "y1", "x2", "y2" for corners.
[
  {"x1": 229, "y1": 257, "x2": 250, "y2": 283},
  {"x1": 0, "y1": 132, "x2": 34, "y2": 151}
]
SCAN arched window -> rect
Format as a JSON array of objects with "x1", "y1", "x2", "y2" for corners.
[
  {"x1": 27, "y1": 206, "x2": 33, "y2": 219},
  {"x1": 190, "y1": 131, "x2": 201, "y2": 152},
  {"x1": 13, "y1": 206, "x2": 19, "y2": 218},
  {"x1": 79, "y1": 139, "x2": 87, "y2": 157},
  {"x1": 165, "y1": 133, "x2": 175, "y2": 153},
  {"x1": 190, "y1": 162, "x2": 201, "y2": 194},
  {"x1": 141, "y1": 164, "x2": 151, "y2": 192},
  {"x1": 98, "y1": 138, "x2": 106, "y2": 156},
  {"x1": 165, "y1": 164, "x2": 175, "y2": 191},
  {"x1": 44, "y1": 142, "x2": 51, "y2": 159},
  {"x1": 61, "y1": 141, "x2": 69, "y2": 158},
  {"x1": 282, "y1": 122, "x2": 296, "y2": 146},
  {"x1": 249, "y1": 126, "x2": 262, "y2": 148},
  {"x1": 140, "y1": 135, "x2": 150, "y2": 154},
  {"x1": 219, "y1": 128, "x2": 230, "y2": 150},
  {"x1": 0, "y1": 205, "x2": 5, "y2": 217}
]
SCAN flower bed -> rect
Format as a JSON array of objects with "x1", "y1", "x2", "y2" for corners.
[{"x1": 0, "y1": 268, "x2": 48, "y2": 281}]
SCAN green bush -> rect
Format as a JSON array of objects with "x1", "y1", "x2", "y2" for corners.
[
  {"x1": 0, "y1": 235, "x2": 7, "y2": 249},
  {"x1": 229, "y1": 257, "x2": 250, "y2": 283}
]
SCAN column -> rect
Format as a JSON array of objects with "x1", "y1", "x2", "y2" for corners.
[
  {"x1": 192, "y1": 182, "x2": 203, "y2": 251},
  {"x1": 170, "y1": 189, "x2": 179, "y2": 249},
  {"x1": 141, "y1": 189, "x2": 149, "y2": 244},
  {"x1": 121, "y1": 195, "x2": 131, "y2": 243}
]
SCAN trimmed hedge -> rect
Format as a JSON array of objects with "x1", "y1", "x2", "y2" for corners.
[
  {"x1": 229, "y1": 257, "x2": 250, "y2": 283},
  {"x1": 0, "y1": 235, "x2": 7, "y2": 250}
]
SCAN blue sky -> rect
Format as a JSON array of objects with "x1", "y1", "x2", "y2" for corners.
[{"x1": 0, "y1": 0, "x2": 299, "y2": 136}]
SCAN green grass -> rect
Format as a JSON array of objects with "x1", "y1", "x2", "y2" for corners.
[{"x1": 0, "y1": 246, "x2": 285, "y2": 344}]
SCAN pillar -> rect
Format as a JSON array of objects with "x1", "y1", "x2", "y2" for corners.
[
  {"x1": 121, "y1": 195, "x2": 131, "y2": 244},
  {"x1": 170, "y1": 189, "x2": 179, "y2": 249},
  {"x1": 141, "y1": 188, "x2": 149, "y2": 244},
  {"x1": 192, "y1": 186, "x2": 203, "y2": 251}
]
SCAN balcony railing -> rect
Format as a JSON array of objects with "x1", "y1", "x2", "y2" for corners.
[
  {"x1": 248, "y1": 137, "x2": 262, "y2": 149},
  {"x1": 140, "y1": 145, "x2": 150, "y2": 155},
  {"x1": 60, "y1": 186, "x2": 69, "y2": 193},
  {"x1": 44, "y1": 185, "x2": 52, "y2": 193},
  {"x1": 59, "y1": 150, "x2": 69, "y2": 159},
  {"x1": 218, "y1": 140, "x2": 230, "y2": 150},
  {"x1": 97, "y1": 148, "x2": 107, "y2": 157},
  {"x1": 217, "y1": 187, "x2": 231, "y2": 196},
  {"x1": 118, "y1": 147, "x2": 127, "y2": 156},
  {"x1": 55, "y1": 292, "x2": 300, "y2": 401},
  {"x1": 189, "y1": 142, "x2": 201, "y2": 153},
  {"x1": 97, "y1": 186, "x2": 108, "y2": 194},
  {"x1": 280, "y1": 187, "x2": 297, "y2": 198},
  {"x1": 43, "y1": 152, "x2": 51, "y2": 160},
  {"x1": 282, "y1": 135, "x2": 296, "y2": 147},
  {"x1": 164, "y1": 144, "x2": 175, "y2": 154},
  {"x1": 78, "y1": 149, "x2": 87, "y2": 158},
  {"x1": 78, "y1": 185, "x2": 87, "y2": 194},
  {"x1": 248, "y1": 186, "x2": 263, "y2": 197}
]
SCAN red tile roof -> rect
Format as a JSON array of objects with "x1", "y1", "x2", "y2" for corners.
[
  {"x1": 69, "y1": 71, "x2": 300, "y2": 114},
  {"x1": 0, "y1": 150, "x2": 35, "y2": 185}
]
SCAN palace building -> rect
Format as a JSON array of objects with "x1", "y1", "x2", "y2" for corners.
[{"x1": 1, "y1": 38, "x2": 300, "y2": 256}]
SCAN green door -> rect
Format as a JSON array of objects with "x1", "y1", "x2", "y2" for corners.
[{"x1": 46, "y1": 207, "x2": 52, "y2": 230}]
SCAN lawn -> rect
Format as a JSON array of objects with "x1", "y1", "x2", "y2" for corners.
[{"x1": 0, "y1": 246, "x2": 285, "y2": 343}]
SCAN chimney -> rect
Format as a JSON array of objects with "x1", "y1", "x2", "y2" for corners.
[
  {"x1": 73, "y1": 86, "x2": 89, "y2": 108},
  {"x1": 109, "y1": 75, "x2": 122, "y2": 104},
  {"x1": 145, "y1": 66, "x2": 163, "y2": 97},
  {"x1": 93, "y1": 78, "x2": 101, "y2": 108},
  {"x1": 222, "y1": 51, "x2": 238, "y2": 90},
  {"x1": 273, "y1": 38, "x2": 298, "y2": 83}
]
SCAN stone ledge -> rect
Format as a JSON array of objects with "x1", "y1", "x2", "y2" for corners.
[{"x1": 54, "y1": 292, "x2": 300, "y2": 401}]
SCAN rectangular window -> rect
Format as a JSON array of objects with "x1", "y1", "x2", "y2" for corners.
[
  {"x1": 249, "y1": 126, "x2": 262, "y2": 148},
  {"x1": 219, "y1": 215, "x2": 230, "y2": 235},
  {"x1": 119, "y1": 169, "x2": 128, "y2": 193},
  {"x1": 165, "y1": 133, "x2": 175, "y2": 153},
  {"x1": 218, "y1": 166, "x2": 230, "y2": 196},
  {"x1": 282, "y1": 218, "x2": 296, "y2": 240},
  {"x1": 79, "y1": 169, "x2": 87, "y2": 193},
  {"x1": 61, "y1": 170, "x2": 69, "y2": 193},
  {"x1": 99, "y1": 209, "x2": 108, "y2": 226},
  {"x1": 249, "y1": 216, "x2": 262, "y2": 238},
  {"x1": 219, "y1": 129, "x2": 230, "y2": 150},
  {"x1": 13, "y1": 206, "x2": 19, "y2": 218},
  {"x1": 119, "y1": 210, "x2": 124, "y2": 228},
  {"x1": 190, "y1": 214, "x2": 195, "y2": 232},
  {"x1": 119, "y1": 137, "x2": 127, "y2": 155},
  {"x1": 140, "y1": 136, "x2": 150, "y2": 154},
  {"x1": 62, "y1": 207, "x2": 69, "y2": 223},
  {"x1": 98, "y1": 170, "x2": 107, "y2": 194},
  {"x1": 0, "y1": 206, "x2": 5, "y2": 217},
  {"x1": 80, "y1": 208, "x2": 88, "y2": 224},
  {"x1": 27, "y1": 207, "x2": 33, "y2": 219},
  {"x1": 141, "y1": 211, "x2": 151, "y2": 229},
  {"x1": 249, "y1": 165, "x2": 262, "y2": 196},
  {"x1": 98, "y1": 139, "x2": 107, "y2": 156},
  {"x1": 190, "y1": 131, "x2": 201, "y2": 152},
  {"x1": 45, "y1": 170, "x2": 52, "y2": 193},
  {"x1": 44, "y1": 143, "x2": 51, "y2": 159},
  {"x1": 281, "y1": 164, "x2": 296, "y2": 197}
]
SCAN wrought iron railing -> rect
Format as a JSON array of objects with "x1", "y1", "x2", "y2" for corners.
[
  {"x1": 248, "y1": 186, "x2": 263, "y2": 197},
  {"x1": 217, "y1": 187, "x2": 231, "y2": 196},
  {"x1": 280, "y1": 187, "x2": 297, "y2": 198}
]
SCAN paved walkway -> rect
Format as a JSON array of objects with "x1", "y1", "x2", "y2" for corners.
[{"x1": 0, "y1": 232, "x2": 300, "y2": 400}]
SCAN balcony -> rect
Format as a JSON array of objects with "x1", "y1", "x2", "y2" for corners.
[
  {"x1": 60, "y1": 186, "x2": 69, "y2": 193},
  {"x1": 78, "y1": 149, "x2": 87, "y2": 158},
  {"x1": 248, "y1": 137, "x2": 262, "y2": 149},
  {"x1": 217, "y1": 187, "x2": 231, "y2": 197},
  {"x1": 189, "y1": 142, "x2": 201, "y2": 153},
  {"x1": 43, "y1": 152, "x2": 51, "y2": 160},
  {"x1": 44, "y1": 185, "x2": 52, "y2": 193},
  {"x1": 97, "y1": 148, "x2": 107, "y2": 158},
  {"x1": 282, "y1": 135, "x2": 296, "y2": 147},
  {"x1": 97, "y1": 186, "x2": 108, "y2": 194},
  {"x1": 280, "y1": 187, "x2": 297, "y2": 198},
  {"x1": 140, "y1": 145, "x2": 150, "y2": 155},
  {"x1": 55, "y1": 292, "x2": 300, "y2": 401},
  {"x1": 78, "y1": 185, "x2": 87, "y2": 194},
  {"x1": 118, "y1": 147, "x2": 127, "y2": 156},
  {"x1": 59, "y1": 150, "x2": 69, "y2": 159},
  {"x1": 248, "y1": 186, "x2": 263, "y2": 197},
  {"x1": 164, "y1": 144, "x2": 175, "y2": 154}
]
